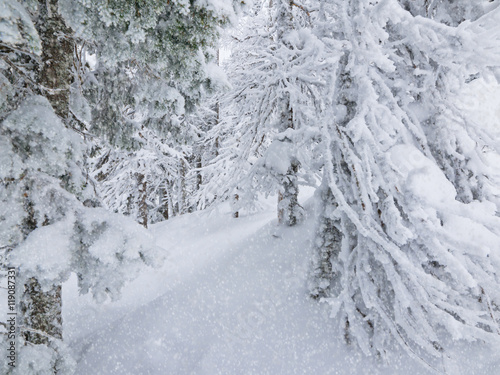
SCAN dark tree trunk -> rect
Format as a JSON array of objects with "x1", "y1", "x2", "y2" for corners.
[
  {"x1": 159, "y1": 187, "x2": 169, "y2": 220},
  {"x1": 277, "y1": 161, "x2": 301, "y2": 226},
  {"x1": 276, "y1": 102, "x2": 302, "y2": 226},
  {"x1": 20, "y1": 0, "x2": 74, "y2": 348},
  {"x1": 136, "y1": 173, "x2": 148, "y2": 228},
  {"x1": 36, "y1": 0, "x2": 74, "y2": 118},
  {"x1": 21, "y1": 279, "x2": 62, "y2": 344},
  {"x1": 196, "y1": 154, "x2": 202, "y2": 192},
  {"x1": 232, "y1": 193, "x2": 239, "y2": 218}
]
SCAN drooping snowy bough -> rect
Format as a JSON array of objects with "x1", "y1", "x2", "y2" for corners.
[{"x1": 309, "y1": 0, "x2": 500, "y2": 367}]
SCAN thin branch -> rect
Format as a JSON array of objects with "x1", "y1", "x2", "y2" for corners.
[
  {"x1": 19, "y1": 326, "x2": 61, "y2": 342},
  {"x1": 0, "y1": 55, "x2": 37, "y2": 88},
  {"x1": 68, "y1": 110, "x2": 97, "y2": 139},
  {"x1": 0, "y1": 42, "x2": 39, "y2": 60},
  {"x1": 291, "y1": 2, "x2": 311, "y2": 16}
]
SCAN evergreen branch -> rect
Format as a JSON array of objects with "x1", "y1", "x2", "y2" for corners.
[
  {"x1": 0, "y1": 42, "x2": 39, "y2": 60},
  {"x1": 291, "y1": 2, "x2": 311, "y2": 16},
  {"x1": 68, "y1": 109, "x2": 97, "y2": 139},
  {"x1": 19, "y1": 326, "x2": 61, "y2": 342},
  {"x1": 0, "y1": 55, "x2": 38, "y2": 89}
]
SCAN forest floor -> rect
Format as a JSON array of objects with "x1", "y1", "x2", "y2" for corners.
[{"x1": 63, "y1": 188, "x2": 500, "y2": 374}]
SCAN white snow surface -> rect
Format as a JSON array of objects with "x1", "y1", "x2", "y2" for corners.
[{"x1": 63, "y1": 192, "x2": 500, "y2": 375}]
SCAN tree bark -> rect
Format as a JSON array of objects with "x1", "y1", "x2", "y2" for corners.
[
  {"x1": 36, "y1": 0, "x2": 74, "y2": 118},
  {"x1": 277, "y1": 162, "x2": 301, "y2": 226},
  {"x1": 21, "y1": 279, "x2": 62, "y2": 344},
  {"x1": 177, "y1": 160, "x2": 187, "y2": 215},
  {"x1": 136, "y1": 173, "x2": 148, "y2": 228},
  {"x1": 195, "y1": 154, "x2": 202, "y2": 192},
  {"x1": 309, "y1": 188, "x2": 341, "y2": 299},
  {"x1": 20, "y1": 0, "x2": 74, "y2": 348},
  {"x1": 232, "y1": 193, "x2": 239, "y2": 218},
  {"x1": 159, "y1": 186, "x2": 169, "y2": 220},
  {"x1": 276, "y1": 101, "x2": 301, "y2": 226}
]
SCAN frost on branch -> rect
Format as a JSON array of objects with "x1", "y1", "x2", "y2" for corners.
[
  {"x1": 1, "y1": 96, "x2": 164, "y2": 300},
  {"x1": 309, "y1": 0, "x2": 500, "y2": 365}
]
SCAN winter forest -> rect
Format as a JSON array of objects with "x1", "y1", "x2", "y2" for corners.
[{"x1": 1, "y1": 0, "x2": 500, "y2": 374}]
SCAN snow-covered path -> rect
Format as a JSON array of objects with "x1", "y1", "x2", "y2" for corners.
[{"x1": 64, "y1": 201, "x2": 499, "y2": 374}]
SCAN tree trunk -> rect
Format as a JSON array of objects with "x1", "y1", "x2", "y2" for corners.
[
  {"x1": 274, "y1": 0, "x2": 300, "y2": 225},
  {"x1": 232, "y1": 193, "x2": 239, "y2": 218},
  {"x1": 20, "y1": 198, "x2": 64, "y2": 344},
  {"x1": 177, "y1": 160, "x2": 187, "y2": 215},
  {"x1": 277, "y1": 162, "x2": 301, "y2": 226},
  {"x1": 195, "y1": 154, "x2": 202, "y2": 192},
  {"x1": 276, "y1": 100, "x2": 302, "y2": 226},
  {"x1": 136, "y1": 173, "x2": 148, "y2": 228},
  {"x1": 159, "y1": 186, "x2": 169, "y2": 220},
  {"x1": 36, "y1": 0, "x2": 74, "y2": 118},
  {"x1": 20, "y1": 0, "x2": 74, "y2": 349},
  {"x1": 20, "y1": 279, "x2": 62, "y2": 344},
  {"x1": 309, "y1": 188, "x2": 341, "y2": 299}
]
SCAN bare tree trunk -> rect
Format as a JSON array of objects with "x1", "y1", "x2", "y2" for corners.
[
  {"x1": 178, "y1": 160, "x2": 187, "y2": 215},
  {"x1": 274, "y1": 0, "x2": 301, "y2": 226},
  {"x1": 232, "y1": 193, "x2": 239, "y2": 218},
  {"x1": 195, "y1": 154, "x2": 202, "y2": 192},
  {"x1": 21, "y1": 279, "x2": 62, "y2": 344},
  {"x1": 214, "y1": 48, "x2": 221, "y2": 159},
  {"x1": 276, "y1": 103, "x2": 302, "y2": 226},
  {"x1": 159, "y1": 186, "x2": 169, "y2": 220},
  {"x1": 277, "y1": 162, "x2": 301, "y2": 226},
  {"x1": 36, "y1": 0, "x2": 74, "y2": 118},
  {"x1": 136, "y1": 173, "x2": 148, "y2": 228},
  {"x1": 167, "y1": 184, "x2": 175, "y2": 217},
  {"x1": 308, "y1": 187, "x2": 341, "y2": 299}
]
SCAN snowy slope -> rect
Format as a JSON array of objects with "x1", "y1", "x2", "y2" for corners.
[{"x1": 63, "y1": 194, "x2": 500, "y2": 375}]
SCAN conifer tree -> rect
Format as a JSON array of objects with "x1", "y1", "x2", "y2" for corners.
[
  {"x1": 1, "y1": 0, "x2": 241, "y2": 372},
  {"x1": 202, "y1": 0, "x2": 328, "y2": 223},
  {"x1": 308, "y1": 0, "x2": 500, "y2": 367},
  {"x1": 74, "y1": 0, "x2": 237, "y2": 225}
]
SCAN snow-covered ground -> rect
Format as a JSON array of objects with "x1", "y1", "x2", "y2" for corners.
[{"x1": 63, "y1": 189, "x2": 500, "y2": 374}]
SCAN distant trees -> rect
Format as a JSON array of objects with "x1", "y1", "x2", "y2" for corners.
[
  {"x1": 201, "y1": 0, "x2": 328, "y2": 224},
  {"x1": 92, "y1": 126, "x2": 196, "y2": 227}
]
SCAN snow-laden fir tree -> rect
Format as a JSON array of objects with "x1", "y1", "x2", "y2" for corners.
[
  {"x1": 309, "y1": 0, "x2": 500, "y2": 368},
  {"x1": 70, "y1": 0, "x2": 239, "y2": 225},
  {"x1": 92, "y1": 126, "x2": 197, "y2": 227},
  {"x1": 201, "y1": 0, "x2": 331, "y2": 224},
  {"x1": 0, "y1": 1, "x2": 167, "y2": 373},
  {"x1": 1, "y1": 0, "x2": 242, "y2": 373}
]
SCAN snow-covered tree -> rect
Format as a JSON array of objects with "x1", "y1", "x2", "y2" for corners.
[
  {"x1": 92, "y1": 125, "x2": 198, "y2": 227},
  {"x1": 1, "y1": 0, "x2": 242, "y2": 372},
  {"x1": 70, "y1": 0, "x2": 240, "y2": 226},
  {"x1": 0, "y1": 3, "x2": 164, "y2": 373},
  {"x1": 308, "y1": 0, "x2": 500, "y2": 368},
  {"x1": 201, "y1": 0, "x2": 329, "y2": 223}
]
